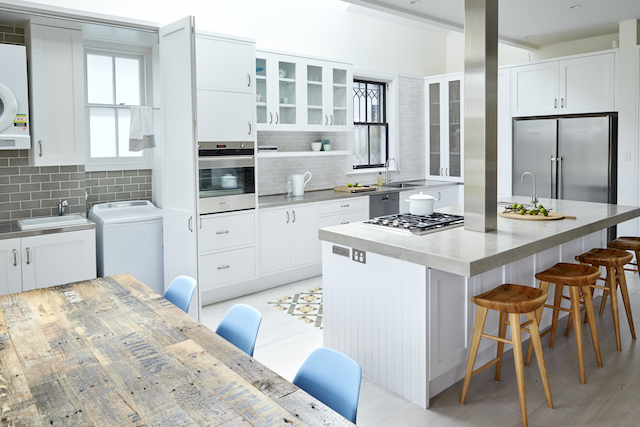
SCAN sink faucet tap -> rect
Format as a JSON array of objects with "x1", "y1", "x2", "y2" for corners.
[
  {"x1": 520, "y1": 172, "x2": 538, "y2": 207},
  {"x1": 58, "y1": 199, "x2": 69, "y2": 216},
  {"x1": 384, "y1": 158, "x2": 399, "y2": 185}
]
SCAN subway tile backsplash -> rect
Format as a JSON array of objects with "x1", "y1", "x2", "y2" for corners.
[
  {"x1": 257, "y1": 76, "x2": 426, "y2": 196},
  {"x1": 0, "y1": 151, "x2": 152, "y2": 220}
]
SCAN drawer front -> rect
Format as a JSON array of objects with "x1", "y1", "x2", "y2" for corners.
[
  {"x1": 200, "y1": 211, "x2": 255, "y2": 252},
  {"x1": 319, "y1": 197, "x2": 368, "y2": 216},
  {"x1": 319, "y1": 210, "x2": 369, "y2": 228},
  {"x1": 199, "y1": 246, "x2": 255, "y2": 290}
]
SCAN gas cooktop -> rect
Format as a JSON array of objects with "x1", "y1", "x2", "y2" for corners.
[{"x1": 364, "y1": 212, "x2": 464, "y2": 235}]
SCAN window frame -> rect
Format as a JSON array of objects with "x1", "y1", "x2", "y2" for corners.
[
  {"x1": 349, "y1": 71, "x2": 399, "y2": 175},
  {"x1": 352, "y1": 79, "x2": 389, "y2": 170},
  {"x1": 84, "y1": 41, "x2": 153, "y2": 171}
]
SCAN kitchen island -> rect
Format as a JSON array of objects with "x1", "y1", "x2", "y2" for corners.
[{"x1": 318, "y1": 198, "x2": 640, "y2": 409}]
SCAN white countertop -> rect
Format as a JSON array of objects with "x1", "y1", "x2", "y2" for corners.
[{"x1": 318, "y1": 197, "x2": 640, "y2": 277}]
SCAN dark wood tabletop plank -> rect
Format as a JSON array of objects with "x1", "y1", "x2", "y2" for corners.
[{"x1": 0, "y1": 274, "x2": 355, "y2": 427}]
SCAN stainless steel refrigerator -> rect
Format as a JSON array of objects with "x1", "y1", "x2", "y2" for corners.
[{"x1": 512, "y1": 114, "x2": 617, "y2": 238}]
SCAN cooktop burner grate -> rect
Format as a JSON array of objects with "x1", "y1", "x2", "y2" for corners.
[{"x1": 364, "y1": 212, "x2": 464, "y2": 235}]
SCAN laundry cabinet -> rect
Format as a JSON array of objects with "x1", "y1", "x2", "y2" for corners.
[
  {"x1": 27, "y1": 24, "x2": 85, "y2": 166},
  {"x1": 0, "y1": 229, "x2": 96, "y2": 296},
  {"x1": 259, "y1": 204, "x2": 319, "y2": 275}
]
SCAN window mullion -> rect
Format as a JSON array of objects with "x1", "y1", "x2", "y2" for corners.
[{"x1": 112, "y1": 56, "x2": 120, "y2": 158}]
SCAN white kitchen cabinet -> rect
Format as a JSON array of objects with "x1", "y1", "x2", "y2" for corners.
[
  {"x1": 259, "y1": 204, "x2": 319, "y2": 275},
  {"x1": 256, "y1": 51, "x2": 301, "y2": 130},
  {"x1": 399, "y1": 186, "x2": 459, "y2": 213},
  {"x1": 511, "y1": 52, "x2": 615, "y2": 117},
  {"x1": 28, "y1": 24, "x2": 85, "y2": 166},
  {"x1": 196, "y1": 33, "x2": 255, "y2": 142},
  {"x1": 425, "y1": 74, "x2": 463, "y2": 182},
  {"x1": 303, "y1": 59, "x2": 352, "y2": 131},
  {"x1": 198, "y1": 211, "x2": 257, "y2": 291},
  {"x1": 0, "y1": 239, "x2": 22, "y2": 296},
  {"x1": 0, "y1": 230, "x2": 96, "y2": 295}
]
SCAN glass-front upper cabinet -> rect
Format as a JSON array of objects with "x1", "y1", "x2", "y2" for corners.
[
  {"x1": 256, "y1": 51, "x2": 300, "y2": 130},
  {"x1": 425, "y1": 74, "x2": 463, "y2": 182},
  {"x1": 304, "y1": 59, "x2": 352, "y2": 131}
]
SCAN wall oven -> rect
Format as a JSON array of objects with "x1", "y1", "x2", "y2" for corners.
[{"x1": 198, "y1": 141, "x2": 255, "y2": 214}]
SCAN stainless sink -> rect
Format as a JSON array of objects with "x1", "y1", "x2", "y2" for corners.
[
  {"x1": 385, "y1": 182, "x2": 422, "y2": 188},
  {"x1": 18, "y1": 214, "x2": 87, "y2": 230}
]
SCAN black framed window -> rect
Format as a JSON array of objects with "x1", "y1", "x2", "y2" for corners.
[{"x1": 352, "y1": 80, "x2": 388, "y2": 169}]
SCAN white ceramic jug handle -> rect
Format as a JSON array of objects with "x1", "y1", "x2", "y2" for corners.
[{"x1": 304, "y1": 171, "x2": 312, "y2": 187}]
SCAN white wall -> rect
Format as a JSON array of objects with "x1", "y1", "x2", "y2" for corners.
[
  {"x1": 443, "y1": 31, "x2": 530, "y2": 74},
  {"x1": 30, "y1": 0, "x2": 448, "y2": 77},
  {"x1": 530, "y1": 33, "x2": 619, "y2": 61}
]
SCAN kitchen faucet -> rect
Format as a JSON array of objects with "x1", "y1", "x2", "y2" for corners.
[
  {"x1": 58, "y1": 199, "x2": 69, "y2": 216},
  {"x1": 385, "y1": 158, "x2": 399, "y2": 185},
  {"x1": 520, "y1": 172, "x2": 538, "y2": 207}
]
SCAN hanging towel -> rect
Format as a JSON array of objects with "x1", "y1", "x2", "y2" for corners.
[{"x1": 129, "y1": 106, "x2": 156, "y2": 151}]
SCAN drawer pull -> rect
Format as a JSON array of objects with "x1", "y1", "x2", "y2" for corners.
[
  {"x1": 341, "y1": 204, "x2": 349, "y2": 208},
  {"x1": 341, "y1": 221, "x2": 349, "y2": 225},
  {"x1": 217, "y1": 265, "x2": 230, "y2": 270},
  {"x1": 216, "y1": 230, "x2": 229, "y2": 235},
  {"x1": 26, "y1": 247, "x2": 30, "y2": 265},
  {"x1": 13, "y1": 249, "x2": 17, "y2": 266}
]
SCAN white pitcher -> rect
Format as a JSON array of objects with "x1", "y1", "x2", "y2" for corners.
[{"x1": 291, "y1": 171, "x2": 312, "y2": 196}]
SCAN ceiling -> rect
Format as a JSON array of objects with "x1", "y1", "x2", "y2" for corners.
[{"x1": 343, "y1": 0, "x2": 640, "y2": 49}]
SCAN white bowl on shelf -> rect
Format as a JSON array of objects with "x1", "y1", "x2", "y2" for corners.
[{"x1": 311, "y1": 142, "x2": 322, "y2": 152}]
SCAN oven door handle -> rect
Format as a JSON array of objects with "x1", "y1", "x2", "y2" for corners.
[{"x1": 198, "y1": 156, "x2": 255, "y2": 169}]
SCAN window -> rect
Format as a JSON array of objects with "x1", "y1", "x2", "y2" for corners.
[
  {"x1": 352, "y1": 80, "x2": 388, "y2": 169},
  {"x1": 84, "y1": 44, "x2": 152, "y2": 170}
]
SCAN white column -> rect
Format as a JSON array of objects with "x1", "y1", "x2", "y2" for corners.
[{"x1": 617, "y1": 19, "x2": 639, "y2": 238}]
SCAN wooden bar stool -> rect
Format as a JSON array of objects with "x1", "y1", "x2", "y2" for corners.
[
  {"x1": 575, "y1": 248, "x2": 636, "y2": 351},
  {"x1": 524, "y1": 263, "x2": 602, "y2": 384},
  {"x1": 461, "y1": 284, "x2": 553, "y2": 427},
  {"x1": 605, "y1": 237, "x2": 640, "y2": 312}
]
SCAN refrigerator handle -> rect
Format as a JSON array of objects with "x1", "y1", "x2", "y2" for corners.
[
  {"x1": 558, "y1": 156, "x2": 563, "y2": 199},
  {"x1": 550, "y1": 156, "x2": 556, "y2": 199}
]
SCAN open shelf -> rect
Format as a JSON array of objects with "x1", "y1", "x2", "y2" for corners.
[{"x1": 258, "y1": 150, "x2": 350, "y2": 158}]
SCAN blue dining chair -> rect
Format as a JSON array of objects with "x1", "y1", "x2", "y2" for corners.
[
  {"x1": 293, "y1": 347, "x2": 362, "y2": 423},
  {"x1": 163, "y1": 275, "x2": 197, "y2": 313},
  {"x1": 215, "y1": 304, "x2": 262, "y2": 357}
]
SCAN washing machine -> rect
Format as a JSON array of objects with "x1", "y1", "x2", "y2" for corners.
[
  {"x1": 89, "y1": 200, "x2": 164, "y2": 295},
  {"x1": 0, "y1": 44, "x2": 30, "y2": 149}
]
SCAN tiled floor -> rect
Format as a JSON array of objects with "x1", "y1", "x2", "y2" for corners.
[{"x1": 202, "y1": 271, "x2": 640, "y2": 426}]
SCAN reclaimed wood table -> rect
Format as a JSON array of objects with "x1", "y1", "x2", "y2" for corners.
[{"x1": 0, "y1": 274, "x2": 354, "y2": 426}]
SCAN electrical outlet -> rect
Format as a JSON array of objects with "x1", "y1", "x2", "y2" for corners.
[
  {"x1": 332, "y1": 245, "x2": 350, "y2": 258},
  {"x1": 623, "y1": 151, "x2": 632, "y2": 161},
  {"x1": 352, "y1": 249, "x2": 366, "y2": 264}
]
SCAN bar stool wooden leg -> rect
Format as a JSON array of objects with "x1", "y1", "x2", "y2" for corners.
[
  {"x1": 510, "y1": 313, "x2": 528, "y2": 427},
  {"x1": 526, "y1": 311, "x2": 553, "y2": 409},
  {"x1": 525, "y1": 281, "x2": 550, "y2": 366},
  {"x1": 599, "y1": 287, "x2": 609, "y2": 316},
  {"x1": 606, "y1": 265, "x2": 622, "y2": 351},
  {"x1": 582, "y1": 285, "x2": 603, "y2": 368},
  {"x1": 549, "y1": 283, "x2": 564, "y2": 347},
  {"x1": 617, "y1": 265, "x2": 636, "y2": 340},
  {"x1": 569, "y1": 286, "x2": 586, "y2": 384},
  {"x1": 461, "y1": 306, "x2": 488, "y2": 404},
  {"x1": 495, "y1": 311, "x2": 507, "y2": 381}
]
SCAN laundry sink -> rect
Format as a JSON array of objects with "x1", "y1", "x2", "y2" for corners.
[{"x1": 18, "y1": 214, "x2": 87, "y2": 230}]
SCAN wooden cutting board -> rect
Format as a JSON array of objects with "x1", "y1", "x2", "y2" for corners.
[
  {"x1": 499, "y1": 210, "x2": 576, "y2": 221},
  {"x1": 334, "y1": 185, "x2": 377, "y2": 193}
]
